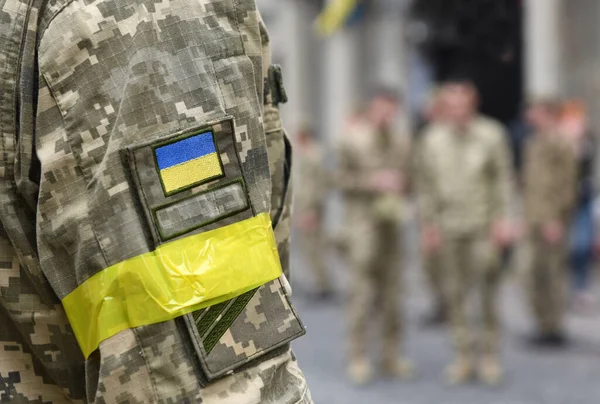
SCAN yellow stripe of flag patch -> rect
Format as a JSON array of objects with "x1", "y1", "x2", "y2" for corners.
[{"x1": 160, "y1": 152, "x2": 222, "y2": 193}]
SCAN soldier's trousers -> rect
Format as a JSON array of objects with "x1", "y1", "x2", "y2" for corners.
[
  {"x1": 347, "y1": 219, "x2": 402, "y2": 361},
  {"x1": 423, "y1": 250, "x2": 446, "y2": 310},
  {"x1": 443, "y1": 234, "x2": 502, "y2": 356},
  {"x1": 524, "y1": 233, "x2": 567, "y2": 333},
  {"x1": 298, "y1": 224, "x2": 331, "y2": 294}
]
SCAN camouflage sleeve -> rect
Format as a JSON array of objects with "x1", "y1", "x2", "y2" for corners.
[
  {"x1": 3, "y1": 2, "x2": 312, "y2": 403},
  {"x1": 415, "y1": 136, "x2": 439, "y2": 226},
  {"x1": 0, "y1": 2, "x2": 88, "y2": 401},
  {"x1": 335, "y1": 134, "x2": 373, "y2": 195},
  {"x1": 296, "y1": 155, "x2": 326, "y2": 214},
  {"x1": 489, "y1": 128, "x2": 514, "y2": 222},
  {"x1": 398, "y1": 133, "x2": 414, "y2": 194},
  {"x1": 0, "y1": 228, "x2": 87, "y2": 403},
  {"x1": 559, "y1": 141, "x2": 578, "y2": 223}
]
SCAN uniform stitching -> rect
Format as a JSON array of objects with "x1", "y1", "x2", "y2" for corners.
[
  {"x1": 1, "y1": 0, "x2": 27, "y2": 186},
  {"x1": 231, "y1": 0, "x2": 247, "y2": 56},
  {"x1": 129, "y1": 147, "x2": 162, "y2": 244},
  {"x1": 291, "y1": 385, "x2": 311, "y2": 404},
  {"x1": 40, "y1": 72, "x2": 110, "y2": 269},
  {"x1": 132, "y1": 329, "x2": 160, "y2": 404}
]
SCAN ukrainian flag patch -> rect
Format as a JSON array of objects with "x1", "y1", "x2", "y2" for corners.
[{"x1": 155, "y1": 131, "x2": 223, "y2": 195}]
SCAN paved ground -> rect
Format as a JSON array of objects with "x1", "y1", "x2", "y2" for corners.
[{"x1": 289, "y1": 222, "x2": 600, "y2": 404}]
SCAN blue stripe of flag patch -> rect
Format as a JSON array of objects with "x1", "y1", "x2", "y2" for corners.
[{"x1": 155, "y1": 132, "x2": 217, "y2": 170}]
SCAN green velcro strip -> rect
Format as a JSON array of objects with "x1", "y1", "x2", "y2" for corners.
[{"x1": 203, "y1": 288, "x2": 259, "y2": 354}]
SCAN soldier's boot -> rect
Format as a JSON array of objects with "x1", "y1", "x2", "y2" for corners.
[
  {"x1": 444, "y1": 353, "x2": 475, "y2": 385},
  {"x1": 381, "y1": 357, "x2": 415, "y2": 379},
  {"x1": 478, "y1": 355, "x2": 503, "y2": 385},
  {"x1": 347, "y1": 357, "x2": 373, "y2": 386}
]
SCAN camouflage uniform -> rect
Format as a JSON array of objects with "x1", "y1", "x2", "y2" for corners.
[
  {"x1": 523, "y1": 131, "x2": 577, "y2": 335},
  {"x1": 0, "y1": 1, "x2": 311, "y2": 403},
  {"x1": 337, "y1": 118, "x2": 411, "y2": 375},
  {"x1": 419, "y1": 116, "x2": 512, "y2": 381},
  {"x1": 414, "y1": 123, "x2": 447, "y2": 319},
  {"x1": 294, "y1": 145, "x2": 330, "y2": 294}
]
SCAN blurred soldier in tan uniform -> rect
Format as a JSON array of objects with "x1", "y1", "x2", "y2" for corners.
[
  {"x1": 0, "y1": 1, "x2": 312, "y2": 402},
  {"x1": 337, "y1": 89, "x2": 412, "y2": 385},
  {"x1": 295, "y1": 126, "x2": 332, "y2": 298},
  {"x1": 415, "y1": 87, "x2": 449, "y2": 325},
  {"x1": 419, "y1": 80, "x2": 513, "y2": 385},
  {"x1": 523, "y1": 99, "x2": 577, "y2": 347}
]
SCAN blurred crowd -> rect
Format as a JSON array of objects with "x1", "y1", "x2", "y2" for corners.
[{"x1": 292, "y1": 77, "x2": 598, "y2": 387}]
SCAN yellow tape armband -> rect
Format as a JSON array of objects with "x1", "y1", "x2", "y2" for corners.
[{"x1": 62, "y1": 213, "x2": 282, "y2": 358}]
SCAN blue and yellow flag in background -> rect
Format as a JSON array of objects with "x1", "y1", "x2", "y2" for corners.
[
  {"x1": 155, "y1": 132, "x2": 222, "y2": 194},
  {"x1": 315, "y1": 0, "x2": 360, "y2": 36}
]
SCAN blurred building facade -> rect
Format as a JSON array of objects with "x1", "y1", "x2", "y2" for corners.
[
  {"x1": 257, "y1": 0, "x2": 600, "y2": 144},
  {"x1": 560, "y1": 0, "x2": 600, "y2": 132},
  {"x1": 257, "y1": 0, "x2": 411, "y2": 144}
]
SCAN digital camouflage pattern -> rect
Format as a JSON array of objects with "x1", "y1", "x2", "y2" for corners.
[
  {"x1": 336, "y1": 118, "x2": 411, "y2": 366},
  {"x1": 523, "y1": 131, "x2": 577, "y2": 334},
  {"x1": 0, "y1": 0, "x2": 311, "y2": 402},
  {"x1": 418, "y1": 116, "x2": 512, "y2": 361}
]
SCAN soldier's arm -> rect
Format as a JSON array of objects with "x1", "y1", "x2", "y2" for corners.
[
  {"x1": 301, "y1": 154, "x2": 328, "y2": 213},
  {"x1": 315, "y1": 155, "x2": 331, "y2": 212},
  {"x1": 490, "y1": 128, "x2": 514, "y2": 222},
  {"x1": 396, "y1": 133, "x2": 413, "y2": 194},
  {"x1": 0, "y1": 3, "x2": 311, "y2": 403},
  {"x1": 415, "y1": 136, "x2": 440, "y2": 226},
  {"x1": 558, "y1": 141, "x2": 579, "y2": 223},
  {"x1": 335, "y1": 133, "x2": 374, "y2": 194}
]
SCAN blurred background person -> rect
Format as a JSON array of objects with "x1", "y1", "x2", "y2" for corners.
[
  {"x1": 294, "y1": 124, "x2": 333, "y2": 300},
  {"x1": 560, "y1": 100, "x2": 597, "y2": 312},
  {"x1": 257, "y1": 0, "x2": 600, "y2": 402},
  {"x1": 419, "y1": 78, "x2": 514, "y2": 385},
  {"x1": 415, "y1": 86, "x2": 449, "y2": 326},
  {"x1": 522, "y1": 98, "x2": 578, "y2": 347},
  {"x1": 336, "y1": 87, "x2": 412, "y2": 385}
]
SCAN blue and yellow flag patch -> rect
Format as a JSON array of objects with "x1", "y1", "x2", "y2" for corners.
[{"x1": 155, "y1": 131, "x2": 223, "y2": 195}]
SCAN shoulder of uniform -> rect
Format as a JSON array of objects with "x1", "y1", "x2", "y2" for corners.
[
  {"x1": 475, "y1": 115, "x2": 505, "y2": 133},
  {"x1": 474, "y1": 116, "x2": 507, "y2": 144},
  {"x1": 422, "y1": 125, "x2": 446, "y2": 148}
]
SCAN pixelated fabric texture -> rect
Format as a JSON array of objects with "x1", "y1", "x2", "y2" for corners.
[{"x1": 155, "y1": 131, "x2": 224, "y2": 195}]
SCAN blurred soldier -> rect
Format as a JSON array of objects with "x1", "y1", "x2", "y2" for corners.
[
  {"x1": 337, "y1": 88, "x2": 412, "y2": 385},
  {"x1": 415, "y1": 87, "x2": 449, "y2": 325},
  {"x1": 295, "y1": 125, "x2": 332, "y2": 299},
  {"x1": 419, "y1": 79, "x2": 513, "y2": 385},
  {"x1": 0, "y1": 1, "x2": 312, "y2": 403},
  {"x1": 523, "y1": 99, "x2": 578, "y2": 347}
]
